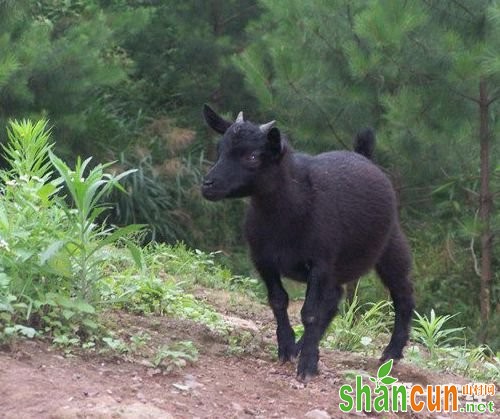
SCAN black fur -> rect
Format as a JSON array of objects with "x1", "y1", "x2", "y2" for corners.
[{"x1": 201, "y1": 105, "x2": 414, "y2": 380}]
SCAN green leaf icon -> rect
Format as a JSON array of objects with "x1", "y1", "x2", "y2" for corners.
[
  {"x1": 377, "y1": 359, "x2": 393, "y2": 379},
  {"x1": 381, "y1": 376, "x2": 398, "y2": 385}
]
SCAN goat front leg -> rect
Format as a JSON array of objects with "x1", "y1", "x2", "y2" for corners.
[
  {"x1": 258, "y1": 264, "x2": 297, "y2": 363},
  {"x1": 298, "y1": 265, "x2": 342, "y2": 381}
]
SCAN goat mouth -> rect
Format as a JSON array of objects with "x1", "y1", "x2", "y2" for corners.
[{"x1": 201, "y1": 185, "x2": 227, "y2": 201}]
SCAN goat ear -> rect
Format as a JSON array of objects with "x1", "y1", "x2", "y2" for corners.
[
  {"x1": 267, "y1": 127, "x2": 283, "y2": 155},
  {"x1": 203, "y1": 104, "x2": 232, "y2": 134}
]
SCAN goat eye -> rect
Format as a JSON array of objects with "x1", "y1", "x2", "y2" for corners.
[{"x1": 246, "y1": 152, "x2": 259, "y2": 162}]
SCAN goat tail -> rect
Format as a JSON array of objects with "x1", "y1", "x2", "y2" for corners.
[{"x1": 353, "y1": 128, "x2": 376, "y2": 160}]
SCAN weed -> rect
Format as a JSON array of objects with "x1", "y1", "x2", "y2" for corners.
[
  {"x1": 49, "y1": 151, "x2": 141, "y2": 302},
  {"x1": 130, "y1": 331, "x2": 151, "y2": 352},
  {"x1": 293, "y1": 288, "x2": 392, "y2": 353},
  {"x1": 412, "y1": 309, "x2": 465, "y2": 356},
  {"x1": 0, "y1": 119, "x2": 139, "y2": 347},
  {"x1": 153, "y1": 340, "x2": 198, "y2": 373},
  {"x1": 102, "y1": 336, "x2": 130, "y2": 354}
]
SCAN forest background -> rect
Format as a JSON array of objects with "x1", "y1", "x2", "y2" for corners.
[{"x1": 0, "y1": 0, "x2": 498, "y2": 350}]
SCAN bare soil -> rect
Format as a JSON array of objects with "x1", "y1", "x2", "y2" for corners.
[{"x1": 0, "y1": 293, "x2": 497, "y2": 419}]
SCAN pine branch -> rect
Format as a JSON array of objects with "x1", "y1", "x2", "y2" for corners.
[
  {"x1": 450, "y1": 87, "x2": 479, "y2": 104},
  {"x1": 286, "y1": 79, "x2": 349, "y2": 149},
  {"x1": 421, "y1": 0, "x2": 475, "y2": 24},
  {"x1": 346, "y1": 3, "x2": 362, "y2": 48},
  {"x1": 487, "y1": 94, "x2": 500, "y2": 106},
  {"x1": 220, "y1": 4, "x2": 259, "y2": 28},
  {"x1": 449, "y1": 0, "x2": 475, "y2": 18}
]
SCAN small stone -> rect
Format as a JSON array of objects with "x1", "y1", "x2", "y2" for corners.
[
  {"x1": 172, "y1": 383, "x2": 190, "y2": 391},
  {"x1": 244, "y1": 407, "x2": 257, "y2": 416},
  {"x1": 221, "y1": 315, "x2": 259, "y2": 331},
  {"x1": 305, "y1": 409, "x2": 331, "y2": 419},
  {"x1": 147, "y1": 368, "x2": 162, "y2": 377},
  {"x1": 231, "y1": 402, "x2": 243, "y2": 412}
]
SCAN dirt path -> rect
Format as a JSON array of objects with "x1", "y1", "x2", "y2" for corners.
[
  {"x1": 1, "y1": 295, "x2": 497, "y2": 418},
  {"x1": 1, "y1": 335, "x2": 497, "y2": 418}
]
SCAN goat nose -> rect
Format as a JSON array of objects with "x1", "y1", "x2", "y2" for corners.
[{"x1": 203, "y1": 178, "x2": 214, "y2": 187}]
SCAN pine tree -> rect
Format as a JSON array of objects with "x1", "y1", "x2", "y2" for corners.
[
  {"x1": 352, "y1": 0, "x2": 499, "y2": 342},
  {"x1": 0, "y1": 0, "x2": 148, "y2": 158},
  {"x1": 237, "y1": 0, "x2": 499, "y2": 345}
]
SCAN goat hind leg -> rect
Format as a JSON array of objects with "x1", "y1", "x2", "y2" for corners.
[{"x1": 376, "y1": 228, "x2": 415, "y2": 362}]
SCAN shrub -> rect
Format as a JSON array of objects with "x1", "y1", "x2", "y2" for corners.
[{"x1": 0, "y1": 119, "x2": 138, "y2": 345}]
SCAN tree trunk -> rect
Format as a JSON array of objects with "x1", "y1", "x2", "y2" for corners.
[{"x1": 478, "y1": 79, "x2": 493, "y2": 342}]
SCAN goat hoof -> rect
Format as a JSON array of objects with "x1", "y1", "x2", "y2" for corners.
[
  {"x1": 278, "y1": 338, "x2": 300, "y2": 363},
  {"x1": 379, "y1": 351, "x2": 403, "y2": 365},
  {"x1": 279, "y1": 346, "x2": 299, "y2": 363},
  {"x1": 297, "y1": 354, "x2": 319, "y2": 381},
  {"x1": 296, "y1": 366, "x2": 318, "y2": 383},
  {"x1": 297, "y1": 371, "x2": 316, "y2": 383}
]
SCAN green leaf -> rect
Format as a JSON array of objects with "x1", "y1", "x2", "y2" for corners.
[
  {"x1": 94, "y1": 224, "x2": 145, "y2": 250},
  {"x1": 377, "y1": 359, "x2": 393, "y2": 378},
  {"x1": 62, "y1": 309, "x2": 74, "y2": 320},
  {"x1": 73, "y1": 300, "x2": 96, "y2": 314},
  {"x1": 125, "y1": 239, "x2": 144, "y2": 270},
  {"x1": 82, "y1": 318, "x2": 99, "y2": 330},
  {"x1": 39, "y1": 240, "x2": 65, "y2": 265},
  {"x1": 9, "y1": 325, "x2": 37, "y2": 338}
]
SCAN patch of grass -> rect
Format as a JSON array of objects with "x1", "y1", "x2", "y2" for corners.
[
  {"x1": 412, "y1": 309, "x2": 465, "y2": 356},
  {"x1": 153, "y1": 340, "x2": 199, "y2": 373},
  {"x1": 144, "y1": 243, "x2": 265, "y2": 299},
  {"x1": 293, "y1": 286, "x2": 392, "y2": 354}
]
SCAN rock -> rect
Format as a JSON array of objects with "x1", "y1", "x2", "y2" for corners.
[
  {"x1": 304, "y1": 409, "x2": 331, "y2": 419},
  {"x1": 172, "y1": 374, "x2": 204, "y2": 392},
  {"x1": 231, "y1": 402, "x2": 244, "y2": 412},
  {"x1": 221, "y1": 315, "x2": 259, "y2": 332}
]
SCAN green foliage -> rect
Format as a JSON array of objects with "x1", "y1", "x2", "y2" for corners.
[
  {"x1": 0, "y1": 119, "x2": 138, "y2": 346},
  {"x1": 111, "y1": 154, "x2": 181, "y2": 243},
  {"x1": 99, "y1": 242, "x2": 263, "y2": 332},
  {"x1": 413, "y1": 309, "x2": 465, "y2": 356},
  {"x1": 49, "y1": 151, "x2": 140, "y2": 301},
  {"x1": 406, "y1": 342, "x2": 500, "y2": 382},
  {"x1": 153, "y1": 340, "x2": 199, "y2": 373},
  {"x1": 2, "y1": 120, "x2": 54, "y2": 179},
  {"x1": 121, "y1": 1, "x2": 260, "y2": 123},
  {"x1": 324, "y1": 298, "x2": 392, "y2": 353},
  {"x1": 0, "y1": 1, "x2": 150, "y2": 158}
]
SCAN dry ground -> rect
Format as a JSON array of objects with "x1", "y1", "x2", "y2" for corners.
[{"x1": 1, "y1": 291, "x2": 497, "y2": 418}]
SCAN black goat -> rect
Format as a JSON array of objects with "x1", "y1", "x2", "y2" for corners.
[{"x1": 201, "y1": 105, "x2": 414, "y2": 381}]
